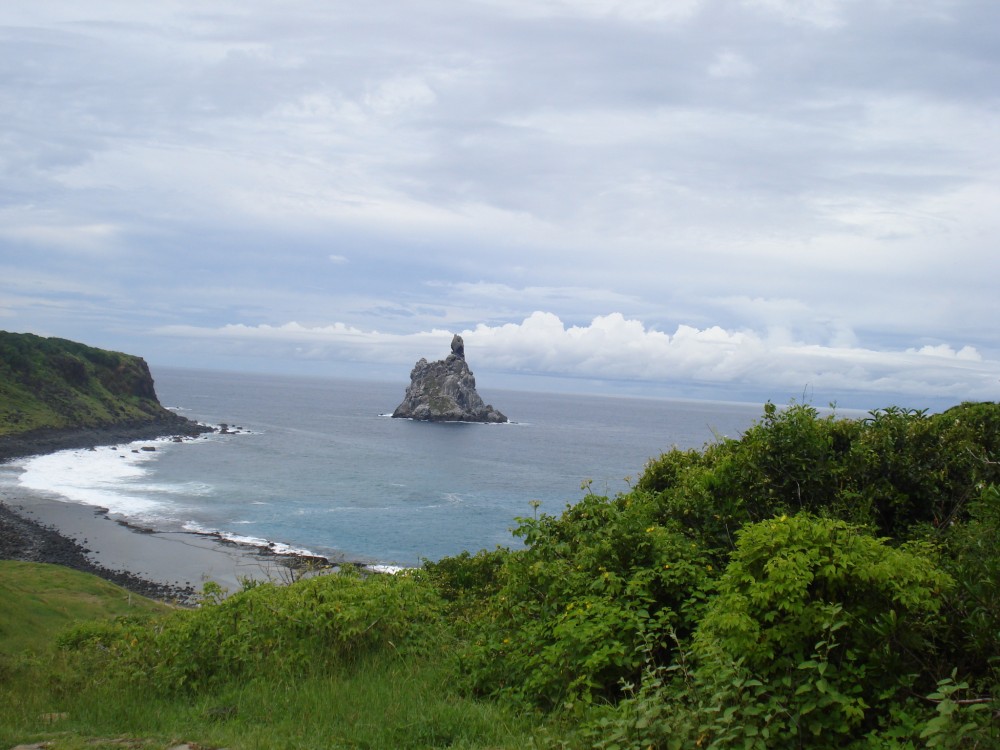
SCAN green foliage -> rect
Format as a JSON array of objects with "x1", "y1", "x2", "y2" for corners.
[
  {"x1": 582, "y1": 639, "x2": 783, "y2": 750},
  {"x1": 940, "y1": 483, "x2": 1000, "y2": 681},
  {"x1": 0, "y1": 330, "x2": 172, "y2": 436},
  {"x1": 437, "y1": 399, "x2": 1000, "y2": 724},
  {"x1": 1, "y1": 567, "x2": 547, "y2": 750},
  {"x1": 451, "y1": 489, "x2": 714, "y2": 709},
  {"x1": 693, "y1": 514, "x2": 952, "y2": 743},
  {"x1": 422, "y1": 546, "x2": 509, "y2": 606},
  {"x1": 580, "y1": 517, "x2": 976, "y2": 749},
  {"x1": 637, "y1": 401, "x2": 1000, "y2": 551},
  {"x1": 918, "y1": 672, "x2": 995, "y2": 749},
  {"x1": 61, "y1": 568, "x2": 444, "y2": 694},
  {"x1": 637, "y1": 402, "x2": 860, "y2": 558}
]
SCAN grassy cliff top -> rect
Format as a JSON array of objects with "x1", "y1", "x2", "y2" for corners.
[{"x1": 0, "y1": 331, "x2": 182, "y2": 438}]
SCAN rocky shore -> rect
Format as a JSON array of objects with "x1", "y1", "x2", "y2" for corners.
[
  {"x1": 0, "y1": 499, "x2": 196, "y2": 602},
  {"x1": 0, "y1": 420, "x2": 335, "y2": 604},
  {"x1": 0, "y1": 415, "x2": 212, "y2": 463}
]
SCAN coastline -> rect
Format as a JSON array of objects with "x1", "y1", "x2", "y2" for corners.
[
  {"x1": 0, "y1": 416, "x2": 212, "y2": 463},
  {"x1": 0, "y1": 421, "x2": 336, "y2": 604}
]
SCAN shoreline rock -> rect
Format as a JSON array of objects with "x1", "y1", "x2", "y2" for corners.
[
  {"x1": 0, "y1": 498, "x2": 200, "y2": 603},
  {"x1": 0, "y1": 416, "x2": 213, "y2": 464},
  {"x1": 391, "y1": 334, "x2": 508, "y2": 423}
]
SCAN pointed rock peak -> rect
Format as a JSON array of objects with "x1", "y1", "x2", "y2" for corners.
[
  {"x1": 391, "y1": 334, "x2": 507, "y2": 423},
  {"x1": 450, "y1": 333, "x2": 465, "y2": 360}
]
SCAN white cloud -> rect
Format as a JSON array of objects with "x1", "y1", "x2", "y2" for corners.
[
  {"x1": 908, "y1": 344, "x2": 982, "y2": 361},
  {"x1": 364, "y1": 76, "x2": 437, "y2": 115},
  {"x1": 708, "y1": 51, "x2": 757, "y2": 79},
  {"x1": 742, "y1": 0, "x2": 848, "y2": 28},
  {"x1": 154, "y1": 311, "x2": 1000, "y2": 403},
  {"x1": 476, "y1": 0, "x2": 704, "y2": 22},
  {"x1": 0, "y1": 208, "x2": 124, "y2": 255}
]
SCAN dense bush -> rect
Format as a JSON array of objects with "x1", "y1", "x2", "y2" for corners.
[
  {"x1": 453, "y1": 489, "x2": 714, "y2": 709},
  {"x1": 61, "y1": 568, "x2": 444, "y2": 694},
  {"x1": 428, "y1": 400, "x2": 1000, "y2": 745},
  {"x1": 691, "y1": 514, "x2": 952, "y2": 744}
]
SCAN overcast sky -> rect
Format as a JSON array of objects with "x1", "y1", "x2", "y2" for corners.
[{"x1": 2, "y1": 0, "x2": 998, "y2": 410}]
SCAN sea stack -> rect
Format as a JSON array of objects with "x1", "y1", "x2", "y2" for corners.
[{"x1": 392, "y1": 334, "x2": 508, "y2": 423}]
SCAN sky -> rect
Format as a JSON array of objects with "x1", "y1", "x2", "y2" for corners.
[{"x1": 1, "y1": 0, "x2": 998, "y2": 410}]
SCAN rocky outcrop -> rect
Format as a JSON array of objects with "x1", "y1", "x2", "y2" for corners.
[{"x1": 392, "y1": 335, "x2": 507, "y2": 423}]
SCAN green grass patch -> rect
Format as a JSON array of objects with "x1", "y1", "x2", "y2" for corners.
[
  {"x1": 2, "y1": 660, "x2": 548, "y2": 749},
  {"x1": 0, "y1": 564, "x2": 552, "y2": 749},
  {"x1": 0, "y1": 561, "x2": 170, "y2": 657}
]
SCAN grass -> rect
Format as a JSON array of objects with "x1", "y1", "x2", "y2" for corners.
[
  {"x1": 0, "y1": 561, "x2": 170, "y2": 656},
  {"x1": 0, "y1": 562, "x2": 554, "y2": 750},
  {"x1": 4, "y1": 661, "x2": 544, "y2": 749}
]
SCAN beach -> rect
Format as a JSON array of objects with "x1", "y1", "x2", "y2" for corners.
[{"x1": 0, "y1": 429, "x2": 334, "y2": 604}]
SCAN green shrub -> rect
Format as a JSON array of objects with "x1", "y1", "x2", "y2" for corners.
[
  {"x1": 61, "y1": 568, "x2": 444, "y2": 694},
  {"x1": 457, "y1": 490, "x2": 714, "y2": 708},
  {"x1": 940, "y1": 483, "x2": 1000, "y2": 682},
  {"x1": 692, "y1": 514, "x2": 952, "y2": 744}
]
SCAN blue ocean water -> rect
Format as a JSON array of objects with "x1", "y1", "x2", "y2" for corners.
[{"x1": 18, "y1": 368, "x2": 767, "y2": 567}]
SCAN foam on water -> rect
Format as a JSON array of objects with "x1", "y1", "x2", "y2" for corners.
[
  {"x1": 365, "y1": 564, "x2": 408, "y2": 574},
  {"x1": 181, "y1": 520, "x2": 317, "y2": 557},
  {"x1": 17, "y1": 439, "x2": 178, "y2": 517}
]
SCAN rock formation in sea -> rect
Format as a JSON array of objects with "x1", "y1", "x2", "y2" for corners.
[{"x1": 391, "y1": 334, "x2": 508, "y2": 423}]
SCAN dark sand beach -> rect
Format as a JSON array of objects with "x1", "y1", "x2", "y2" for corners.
[{"x1": 0, "y1": 424, "x2": 333, "y2": 604}]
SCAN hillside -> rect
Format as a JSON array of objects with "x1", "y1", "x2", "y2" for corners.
[
  {"x1": 0, "y1": 331, "x2": 207, "y2": 459},
  {"x1": 0, "y1": 560, "x2": 171, "y2": 658}
]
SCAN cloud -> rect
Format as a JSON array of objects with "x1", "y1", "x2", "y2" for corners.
[
  {"x1": 742, "y1": 0, "x2": 848, "y2": 28},
  {"x1": 364, "y1": 75, "x2": 437, "y2": 115},
  {"x1": 908, "y1": 344, "x2": 982, "y2": 361},
  {"x1": 708, "y1": 51, "x2": 757, "y2": 79},
  {"x1": 155, "y1": 311, "x2": 1000, "y2": 404},
  {"x1": 477, "y1": 0, "x2": 704, "y2": 23},
  {"x1": 0, "y1": 207, "x2": 124, "y2": 255},
  {"x1": 2, "y1": 1, "x2": 998, "y2": 410}
]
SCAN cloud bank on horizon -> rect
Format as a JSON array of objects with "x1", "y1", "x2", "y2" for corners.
[{"x1": 1, "y1": 0, "x2": 998, "y2": 408}]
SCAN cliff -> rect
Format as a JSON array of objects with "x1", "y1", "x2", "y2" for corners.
[
  {"x1": 392, "y1": 335, "x2": 508, "y2": 423},
  {"x1": 0, "y1": 331, "x2": 209, "y2": 460}
]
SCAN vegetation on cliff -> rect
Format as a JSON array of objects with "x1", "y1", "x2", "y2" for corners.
[
  {"x1": 3, "y1": 400, "x2": 1000, "y2": 748},
  {"x1": 0, "y1": 331, "x2": 188, "y2": 438}
]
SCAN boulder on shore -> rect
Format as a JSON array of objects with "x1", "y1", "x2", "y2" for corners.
[{"x1": 391, "y1": 335, "x2": 508, "y2": 423}]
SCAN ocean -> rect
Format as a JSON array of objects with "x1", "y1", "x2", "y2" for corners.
[{"x1": 6, "y1": 367, "x2": 766, "y2": 568}]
